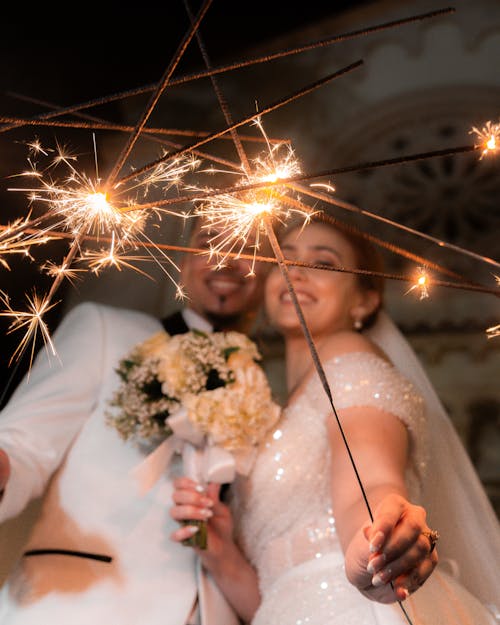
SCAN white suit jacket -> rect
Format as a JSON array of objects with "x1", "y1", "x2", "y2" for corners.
[{"x1": 0, "y1": 301, "x2": 240, "y2": 625}]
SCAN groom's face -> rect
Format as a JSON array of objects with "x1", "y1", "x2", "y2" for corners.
[{"x1": 180, "y1": 221, "x2": 269, "y2": 330}]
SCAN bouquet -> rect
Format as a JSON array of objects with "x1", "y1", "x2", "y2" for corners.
[{"x1": 106, "y1": 328, "x2": 281, "y2": 548}]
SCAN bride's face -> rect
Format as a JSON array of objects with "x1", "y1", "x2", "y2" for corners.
[{"x1": 265, "y1": 222, "x2": 371, "y2": 338}]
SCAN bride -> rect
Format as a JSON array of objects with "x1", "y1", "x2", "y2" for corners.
[{"x1": 170, "y1": 217, "x2": 499, "y2": 624}]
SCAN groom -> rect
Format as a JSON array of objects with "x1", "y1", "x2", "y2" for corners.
[
  {"x1": 161, "y1": 217, "x2": 272, "y2": 624},
  {"x1": 0, "y1": 217, "x2": 271, "y2": 625}
]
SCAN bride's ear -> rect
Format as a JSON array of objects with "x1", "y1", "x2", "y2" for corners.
[{"x1": 350, "y1": 290, "x2": 381, "y2": 326}]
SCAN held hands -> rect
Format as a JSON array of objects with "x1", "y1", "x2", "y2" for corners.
[{"x1": 345, "y1": 493, "x2": 438, "y2": 603}]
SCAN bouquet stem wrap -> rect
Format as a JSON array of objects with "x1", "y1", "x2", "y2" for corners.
[{"x1": 131, "y1": 409, "x2": 237, "y2": 549}]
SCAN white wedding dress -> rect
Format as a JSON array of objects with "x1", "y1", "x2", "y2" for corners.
[{"x1": 232, "y1": 331, "x2": 498, "y2": 624}]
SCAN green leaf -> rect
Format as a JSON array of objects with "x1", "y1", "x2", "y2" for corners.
[{"x1": 223, "y1": 346, "x2": 240, "y2": 360}]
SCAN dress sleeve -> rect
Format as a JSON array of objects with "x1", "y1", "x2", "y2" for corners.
[
  {"x1": 306, "y1": 352, "x2": 428, "y2": 493},
  {"x1": 0, "y1": 302, "x2": 106, "y2": 520}
]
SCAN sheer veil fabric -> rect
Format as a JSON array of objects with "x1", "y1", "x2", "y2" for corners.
[{"x1": 365, "y1": 312, "x2": 500, "y2": 616}]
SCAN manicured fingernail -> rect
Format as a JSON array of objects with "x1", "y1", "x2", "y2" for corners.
[
  {"x1": 185, "y1": 526, "x2": 200, "y2": 535},
  {"x1": 201, "y1": 497, "x2": 214, "y2": 508},
  {"x1": 372, "y1": 568, "x2": 391, "y2": 587},
  {"x1": 201, "y1": 508, "x2": 213, "y2": 518},
  {"x1": 367, "y1": 553, "x2": 386, "y2": 574},
  {"x1": 399, "y1": 587, "x2": 410, "y2": 600},
  {"x1": 369, "y1": 531, "x2": 385, "y2": 553},
  {"x1": 195, "y1": 484, "x2": 205, "y2": 493}
]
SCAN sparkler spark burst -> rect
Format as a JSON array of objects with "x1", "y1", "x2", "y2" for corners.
[
  {"x1": 0, "y1": 290, "x2": 59, "y2": 368},
  {"x1": 0, "y1": 141, "x2": 202, "y2": 361},
  {"x1": 193, "y1": 121, "x2": 316, "y2": 271},
  {"x1": 9, "y1": 143, "x2": 200, "y2": 250},
  {"x1": 486, "y1": 324, "x2": 500, "y2": 339},
  {"x1": 470, "y1": 120, "x2": 500, "y2": 159},
  {"x1": 0, "y1": 218, "x2": 54, "y2": 269},
  {"x1": 405, "y1": 267, "x2": 430, "y2": 300}
]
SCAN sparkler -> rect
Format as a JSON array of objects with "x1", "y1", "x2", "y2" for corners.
[
  {"x1": 6, "y1": 139, "x2": 200, "y2": 264},
  {"x1": 0, "y1": 290, "x2": 58, "y2": 369},
  {"x1": 1, "y1": 136, "x2": 202, "y2": 364},
  {"x1": 470, "y1": 120, "x2": 500, "y2": 159},
  {"x1": 405, "y1": 267, "x2": 430, "y2": 300},
  {"x1": 192, "y1": 118, "x2": 315, "y2": 271}
]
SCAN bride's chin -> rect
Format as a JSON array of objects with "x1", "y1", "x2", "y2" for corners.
[{"x1": 277, "y1": 322, "x2": 307, "y2": 337}]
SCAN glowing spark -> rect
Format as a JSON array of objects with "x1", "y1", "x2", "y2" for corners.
[
  {"x1": 9, "y1": 142, "x2": 200, "y2": 248},
  {"x1": 405, "y1": 267, "x2": 430, "y2": 299},
  {"x1": 310, "y1": 182, "x2": 336, "y2": 193},
  {"x1": 0, "y1": 291, "x2": 59, "y2": 367},
  {"x1": 42, "y1": 261, "x2": 85, "y2": 285},
  {"x1": 82, "y1": 231, "x2": 152, "y2": 277},
  {"x1": 0, "y1": 218, "x2": 55, "y2": 268},
  {"x1": 486, "y1": 324, "x2": 500, "y2": 339},
  {"x1": 1, "y1": 140, "x2": 202, "y2": 366},
  {"x1": 194, "y1": 120, "x2": 314, "y2": 270},
  {"x1": 470, "y1": 120, "x2": 500, "y2": 159}
]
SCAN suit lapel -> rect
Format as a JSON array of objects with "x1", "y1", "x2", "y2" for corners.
[{"x1": 161, "y1": 311, "x2": 190, "y2": 336}]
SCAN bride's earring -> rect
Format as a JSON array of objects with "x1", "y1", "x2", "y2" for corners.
[{"x1": 353, "y1": 318, "x2": 363, "y2": 331}]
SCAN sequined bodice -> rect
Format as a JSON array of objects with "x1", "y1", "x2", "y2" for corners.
[{"x1": 232, "y1": 352, "x2": 426, "y2": 594}]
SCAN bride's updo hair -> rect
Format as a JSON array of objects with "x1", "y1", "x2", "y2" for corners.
[{"x1": 275, "y1": 213, "x2": 386, "y2": 329}]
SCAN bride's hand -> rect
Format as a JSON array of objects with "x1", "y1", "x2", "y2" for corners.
[
  {"x1": 345, "y1": 493, "x2": 438, "y2": 603},
  {"x1": 169, "y1": 476, "x2": 235, "y2": 568}
]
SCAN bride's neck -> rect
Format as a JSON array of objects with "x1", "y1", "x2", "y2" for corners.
[{"x1": 285, "y1": 335, "x2": 319, "y2": 397}]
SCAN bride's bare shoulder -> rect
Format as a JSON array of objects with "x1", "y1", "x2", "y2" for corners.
[{"x1": 321, "y1": 330, "x2": 389, "y2": 362}]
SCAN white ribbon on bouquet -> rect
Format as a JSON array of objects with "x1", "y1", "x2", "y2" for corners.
[{"x1": 131, "y1": 407, "x2": 256, "y2": 495}]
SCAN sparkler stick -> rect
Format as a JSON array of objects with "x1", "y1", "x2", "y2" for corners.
[
  {"x1": 3, "y1": 223, "x2": 498, "y2": 297},
  {"x1": 0, "y1": 8, "x2": 454, "y2": 135},
  {"x1": 289, "y1": 182, "x2": 500, "y2": 271},
  {"x1": 115, "y1": 60, "x2": 363, "y2": 185},
  {"x1": 263, "y1": 217, "x2": 414, "y2": 624},
  {"x1": 3, "y1": 92, "x2": 281, "y2": 164},
  {"x1": 136, "y1": 141, "x2": 498, "y2": 273},
  {"x1": 0, "y1": 213, "x2": 53, "y2": 246},
  {"x1": 0, "y1": 114, "x2": 277, "y2": 145},
  {"x1": 123, "y1": 142, "x2": 478, "y2": 210},
  {"x1": 280, "y1": 195, "x2": 477, "y2": 283},
  {"x1": 105, "y1": 0, "x2": 213, "y2": 188},
  {"x1": 184, "y1": 0, "x2": 251, "y2": 174}
]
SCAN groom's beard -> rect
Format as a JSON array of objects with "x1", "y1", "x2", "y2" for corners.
[{"x1": 205, "y1": 295, "x2": 240, "y2": 331}]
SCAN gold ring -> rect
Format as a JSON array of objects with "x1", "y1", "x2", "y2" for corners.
[{"x1": 422, "y1": 529, "x2": 440, "y2": 553}]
